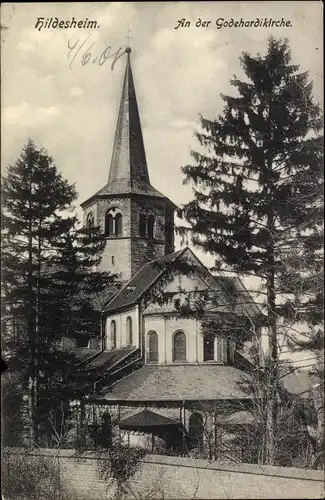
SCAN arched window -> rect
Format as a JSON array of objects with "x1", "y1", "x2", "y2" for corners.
[
  {"x1": 189, "y1": 413, "x2": 204, "y2": 450},
  {"x1": 173, "y1": 331, "x2": 186, "y2": 362},
  {"x1": 126, "y1": 316, "x2": 133, "y2": 345},
  {"x1": 110, "y1": 320, "x2": 116, "y2": 349},
  {"x1": 139, "y1": 213, "x2": 146, "y2": 237},
  {"x1": 105, "y1": 212, "x2": 114, "y2": 236},
  {"x1": 86, "y1": 212, "x2": 94, "y2": 230},
  {"x1": 147, "y1": 215, "x2": 155, "y2": 239},
  {"x1": 115, "y1": 213, "x2": 122, "y2": 236},
  {"x1": 148, "y1": 331, "x2": 158, "y2": 363},
  {"x1": 203, "y1": 333, "x2": 215, "y2": 361}
]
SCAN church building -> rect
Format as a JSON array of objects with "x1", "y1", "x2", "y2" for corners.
[{"x1": 75, "y1": 46, "x2": 262, "y2": 459}]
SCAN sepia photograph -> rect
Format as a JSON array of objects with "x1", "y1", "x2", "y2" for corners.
[{"x1": 1, "y1": 1, "x2": 324, "y2": 499}]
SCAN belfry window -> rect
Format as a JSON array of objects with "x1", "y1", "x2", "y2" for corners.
[
  {"x1": 115, "y1": 213, "x2": 122, "y2": 236},
  {"x1": 147, "y1": 215, "x2": 155, "y2": 238},
  {"x1": 173, "y1": 331, "x2": 187, "y2": 362},
  {"x1": 105, "y1": 212, "x2": 114, "y2": 236},
  {"x1": 105, "y1": 210, "x2": 123, "y2": 237},
  {"x1": 139, "y1": 213, "x2": 156, "y2": 238},
  {"x1": 139, "y1": 214, "x2": 146, "y2": 237},
  {"x1": 86, "y1": 212, "x2": 94, "y2": 230}
]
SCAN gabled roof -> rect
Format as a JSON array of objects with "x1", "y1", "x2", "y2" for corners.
[
  {"x1": 104, "y1": 247, "x2": 261, "y2": 317},
  {"x1": 104, "y1": 249, "x2": 184, "y2": 312},
  {"x1": 100, "y1": 364, "x2": 252, "y2": 401},
  {"x1": 216, "y1": 276, "x2": 262, "y2": 318}
]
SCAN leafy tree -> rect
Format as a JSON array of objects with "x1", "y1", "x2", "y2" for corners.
[
  {"x1": 1, "y1": 139, "x2": 115, "y2": 444},
  {"x1": 179, "y1": 37, "x2": 323, "y2": 464}
]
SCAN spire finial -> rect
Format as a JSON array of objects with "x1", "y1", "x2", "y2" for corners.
[{"x1": 125, "y1": 23, "x2": 132, "y2": 53}]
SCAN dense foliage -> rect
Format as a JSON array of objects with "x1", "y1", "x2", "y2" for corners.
[
  {"x1": 179, "y1": 37, "x2": 323, "y2": 463},
  {"x1": 1, "y1": 139, "x2": 115, "y2": 444}
]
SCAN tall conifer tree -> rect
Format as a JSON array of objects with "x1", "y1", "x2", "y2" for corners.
[
  {"x1": 2, "y1": 139, "x2": 115, "y2": 444},
  {"x1": 180, "y1": 37, "x2": 323, "y2": 464}
]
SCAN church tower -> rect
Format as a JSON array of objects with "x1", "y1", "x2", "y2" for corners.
[{"x1": 81, "y1": 47, "x2": 176, "y2": 282}]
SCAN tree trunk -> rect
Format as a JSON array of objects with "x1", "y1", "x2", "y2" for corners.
[
  {"x1": 312, "y1": 383, "x2": 324, "y2": 469},
  {"x1": 265, "y1": 272, "x2": 278, "y2": 465},
  {"x1": 27, "y1": 207, "x2": 38, "y2": 444},
  {"x1": 26, "y1": 187, "x2": 40, "y2": 444},
  {"x1": 264, "y1": 158, "x2": 278, "y2": 465}
]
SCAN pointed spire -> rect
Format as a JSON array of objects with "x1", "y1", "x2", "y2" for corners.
[
  {"x1": 107, "y1": 48, "x2": 151, "y2": 192},
  {"x1": 82, "y1": 47, "x2": 172, "y2": 205}
]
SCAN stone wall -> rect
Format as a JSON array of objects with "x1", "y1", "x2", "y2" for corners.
[
  {"x1": 97, "y1": 197, "x2": 132, "y2": 280},
  {"x1": 82, "y1": 195, "x2": 173, "y2": 281},
  {"x1": 4, "y1": 448, "x2": 324, "y2": 500}
]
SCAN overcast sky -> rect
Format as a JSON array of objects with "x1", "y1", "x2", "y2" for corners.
[{"x1": 1, "y1": 2, "x2": 323, "y2": 365}]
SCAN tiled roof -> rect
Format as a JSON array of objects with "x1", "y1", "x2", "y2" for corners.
[
  {"x1": 100, "y1": 364, "x2": 252, "y2": 401},
  {"x1": 91, "y1": 286, "x2": 120, "y2": 310},
  {"x1": 92, "y1": 180, "x2": 168, "y2": 199},
  {"x1": 104, "y1": 249, "x2": 184, "y2": 312},
  {"x1": 83, "y1": 346, "x2": 137, "y2": 374},
  {"x1": 80, "y1": 181, "x2": 176, "y2": 209}
]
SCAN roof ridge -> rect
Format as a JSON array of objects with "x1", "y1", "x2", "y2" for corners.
[
  {"x1": 148, "y1": 247, "x2": 185, "y2": 265},
  {"x1": 104, "y1": 248, "x2": 187, "y2": 311},
  {"x1": 133, "y1": 248, "x2": 187, "y2": 303}
]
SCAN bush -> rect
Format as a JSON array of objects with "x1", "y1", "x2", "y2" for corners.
[{"x1": 1, "y1": 448, "x2": 71, "y2": 500}]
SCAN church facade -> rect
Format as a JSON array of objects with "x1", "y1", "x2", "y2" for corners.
[{"x1": 74, "y1": 47, "x2": 262, "y2": 459}]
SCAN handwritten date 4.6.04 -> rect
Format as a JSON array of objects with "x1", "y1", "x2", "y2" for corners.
[{"x1": 67, "y1": 35, "x2": 125, "y2": 70}]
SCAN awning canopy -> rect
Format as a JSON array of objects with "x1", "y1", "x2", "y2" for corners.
[{"x1": 119, "y1": 409, "x2": 179, "y2": 432}]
